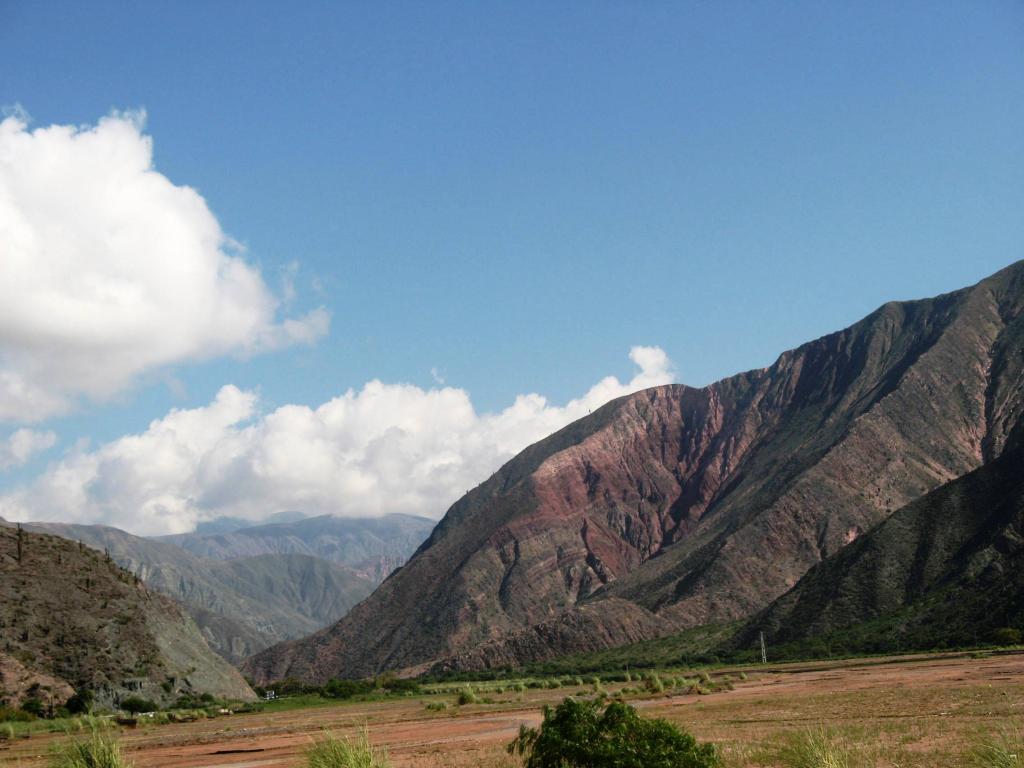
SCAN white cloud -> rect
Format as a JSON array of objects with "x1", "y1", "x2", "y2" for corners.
[
  {"x1": 0, "y1": 347, "x2": 675, "y2": 535},
  {"x1": 0, "y1": 111, "x2": 328, "y2": 422},
  {"x1": 0, "y1": 428, "x2": 57, "y2": 470}
]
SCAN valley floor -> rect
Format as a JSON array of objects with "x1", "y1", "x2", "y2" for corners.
[{"x1": 4, "y1": 651, "x2": 1021, "y2": 767}]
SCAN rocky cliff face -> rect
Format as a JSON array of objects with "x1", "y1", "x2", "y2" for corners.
[
  {"x1": 0, "y1": 527, "x2": 254, "y2": 708},
  {"x1": 243, "y1": 261, "x2": 1024, "y2": 683}
]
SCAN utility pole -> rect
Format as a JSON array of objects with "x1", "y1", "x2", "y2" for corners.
[
  {"x1": 759, "y1": 631, "x2": 767, "y2": 664},
  {"x1": 16, "y1": 523, "x2": 23, "y2": 563}
]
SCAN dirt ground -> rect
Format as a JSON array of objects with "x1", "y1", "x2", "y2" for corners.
[{"x1": 3, "y1": 651, "x2": 1021, "y2": 767}]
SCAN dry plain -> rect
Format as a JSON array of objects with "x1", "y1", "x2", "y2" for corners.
[{"x1": 2, "y1": 651, "x2": 1021, "y2": 767}]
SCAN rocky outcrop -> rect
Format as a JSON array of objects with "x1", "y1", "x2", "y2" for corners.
[
  {"x1": 0, "y1": 652, "x2": 75, "y2": 709},
  {"x1": 243, "y1": 261, "x2": 1024, "y2": 683}
]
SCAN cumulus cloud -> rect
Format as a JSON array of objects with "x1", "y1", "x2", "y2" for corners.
[
  {"x1": 0, "y1": 428, "x2": 57, "y2": 470},
  {"x1": 0, "y1": 347, "x2": 675, "y2": 535},
  {"x1": 0, "y1": 111, "x2": 328, "y2": 422}
]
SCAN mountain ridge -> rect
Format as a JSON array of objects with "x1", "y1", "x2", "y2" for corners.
[
  {"x1": 235, "y1": 260, "x2": 1023, "y2": 681},
  {"x1": 158, "y1": 513, "x2": 434, "y2": 583},
  {"x1": 735, "y1": 425, "x2": 1024, "y2": 654}
]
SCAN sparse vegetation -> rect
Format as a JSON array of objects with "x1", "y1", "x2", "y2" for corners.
[{"x1": 306, "y1": 728, "x2": 391, "y2": 768}]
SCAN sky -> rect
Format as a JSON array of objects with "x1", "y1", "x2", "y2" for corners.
[{"x1": 0, "y1": 1, "x2": 1021, "y2": 534}]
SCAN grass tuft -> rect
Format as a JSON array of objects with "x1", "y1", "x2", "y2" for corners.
[
  {"x1": 306, "y1": 728, "x2": 390, "y2": 768},
  {"x1": 48, "y1": 729, "x2": 133, "y2": 768},
  {"x1": 776, "y1": 728, "x2": 859, "y2": 768},
  {"x1": 968, "y1": 724, "x2": 1024, "y2": 768}
]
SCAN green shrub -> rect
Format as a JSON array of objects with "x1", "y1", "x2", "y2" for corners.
[
  {"x1": 47, "y1": 729, "x2": 133, "y2": 768},
  {"x1": 644, "y1": 673, "x2": 665, "y2": 694},
  {"x1": 306, "y1": 728, "x2": 390, "y2": 768},
  {"x1": 424, "y1": 701, "x2": 448, "y2": 712},
  {"x1": 65, "y1": 691, "x2": 93, "y2": 716},
  {"x1": 990, "y1": 628, "x2": 1023, "y2": 647},
  {"x1": 173, "y1": 693, "x2": 221, "y2": 709},
  {"x1": 0, "y1": 705, "x2": 36, "y2": 722},
  {"x1": 456, "y1": 687, "x2": 478, "y2": 706},
  {"x1": 508, "y1": 697, "x2": 719, "y2": 768},
  {"x1": 21, "y1": 697, "x2": 46, "y2": 717},
  {"x1": 776, "y1": 729, "x2": 858, "y2": 768},
  {"x1": 380, "y1": 678, "x2": 421, "y2": 696}
]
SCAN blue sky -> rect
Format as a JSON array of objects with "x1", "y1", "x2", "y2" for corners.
[{"x1": 0, "y1": 2, "x2": 1022, "y2": 531}]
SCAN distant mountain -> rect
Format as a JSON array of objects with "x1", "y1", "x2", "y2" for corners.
[
  {"x1": 737, "y1": 428, "x2": 1024, "y2": 655},
  {"x1": 242, "y1": 261, "x2": 1024, "y2": 683},
  {"x1": 18, "y1": 522, "x2": 375, "y2": 663},
  {"x1": 0, "y1": 525, "x2": 254, "y2": 709},
  {"x1": 194, "y1": 511, "x2": 310, "y2": 535},
  {"x1": 159, "y1": 513, "x2": 435, "y2": 583}
]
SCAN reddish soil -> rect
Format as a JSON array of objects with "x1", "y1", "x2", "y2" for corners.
[{"x1": 3, "y1": 651, "x2": 1021, "y2": 767}]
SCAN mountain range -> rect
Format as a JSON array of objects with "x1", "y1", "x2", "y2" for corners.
[
  {"x1": 242, "y1": 260, "x2": 1024, "y2": 683},
  {"x1": 159, "y1": 513, "x2": 434, "y2": 583},
  {"x1": 19, "y1": 514, "x2": 433, "y2": 663}
]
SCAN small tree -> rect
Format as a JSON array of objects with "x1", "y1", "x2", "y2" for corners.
[
  {"x1": 508, "y1": 697, "x2": 719, "y2": 768},
  {"x1": 65, "y1": 690, "x2": 93, "y2": 715},
  {"x1": 120, "y1": 697, "x2": 158, "y2": 714}
]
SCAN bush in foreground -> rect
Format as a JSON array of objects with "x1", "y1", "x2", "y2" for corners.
[
  {"x1": 48, "y1": 730, "x2": 133, "y2": 768},
  {"x1": 306, "y1": 729, "x2": 390, "y2": 768},
  {"x1": 508, "y1": 697, "x2": 719, "y2": 768}
]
